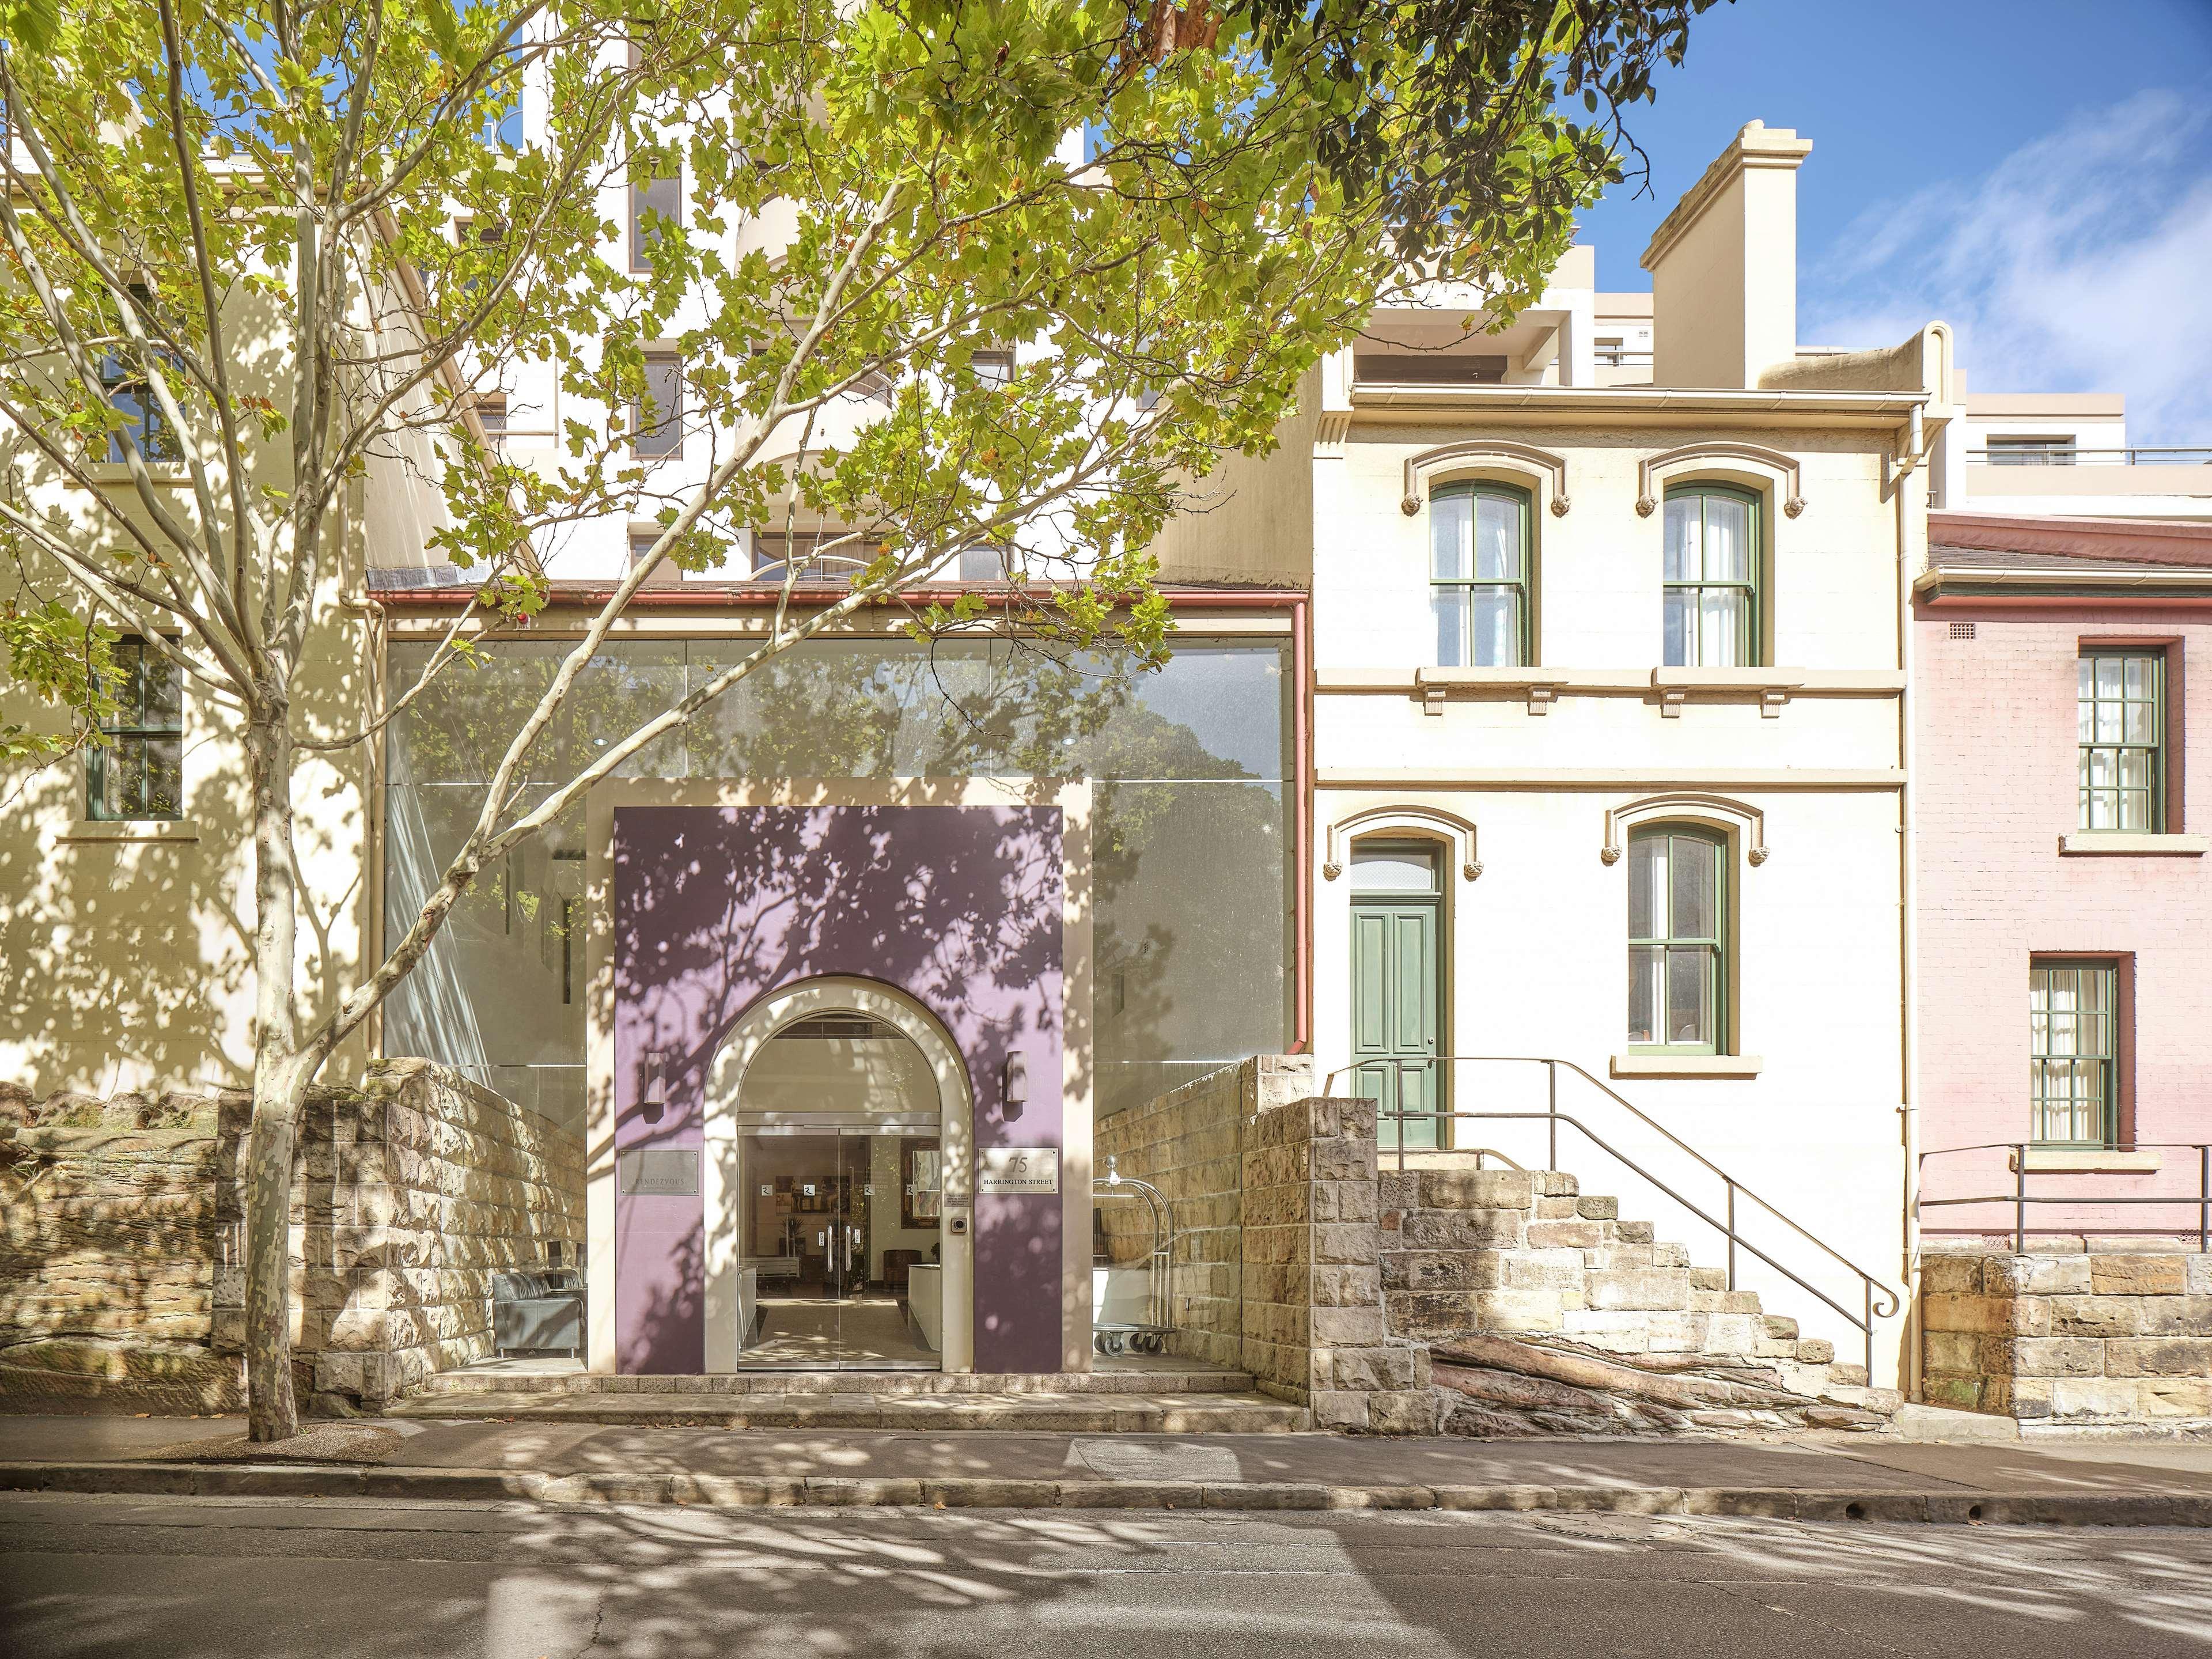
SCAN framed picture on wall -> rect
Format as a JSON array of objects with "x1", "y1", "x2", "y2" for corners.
[{"x1": 902, "y1": 1138, "x2": 942, "y2": 1229}]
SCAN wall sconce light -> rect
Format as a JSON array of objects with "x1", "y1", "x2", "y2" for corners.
[
  {"x1": 1001, "y1": 1051, "x2": 1029, "y2": 1120},
  {"x1": 639, "y1": 1048, "x2": 669, "y2": 1124}
]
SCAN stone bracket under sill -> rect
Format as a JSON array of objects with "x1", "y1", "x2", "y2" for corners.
[
  {"x1": 2056, "y1": 833, "x2": 2210, "y2": 857},
  {"x1": 1412, "y1": 667, "x2": 1572, "y2": 716},
  {"x1": 1649, "y1": 668, "x2": 1806, "y2": 719},
  {"x1": 2010, "y1": 1148, "x2": 2165, "y2": 1175},
  {"x1": 58, "y1": 818, "x2": 202, "y2": 844},
  {"x1": 1378, "y1": 667, "x2": 1893, "y2": 718},
  {"x1": 1609, "y1": 1054, "x2": 1764, "y2": 1081}
]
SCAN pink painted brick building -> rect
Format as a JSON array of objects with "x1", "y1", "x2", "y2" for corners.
[{"x1": 1916, "y1": 512, "x2": 2212, "y2": 1243}]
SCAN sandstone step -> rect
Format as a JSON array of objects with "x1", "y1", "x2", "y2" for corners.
[
  {"x1": 1379, "y1": 1172, "x2": 1889, "y2": 1434},
  {"x1": 1524, "y1": 1219, "x2": 1616, "y2": 1249},
  {"x1": 414, "y1": 1367, "x2": 1262, "y2": 1397},
  {"x1": 1793, "y1": 1380, "x2": 1903, "y2": 1417},
  {"x1": 1584, "y1": 1268, "x2": 1692, "y2": 1312},
  {"x1": 1583, "y1": 1241, "x2": 1692, "y2": 1271},
  {"x1": 1403, "y1": 1169, "x2": 1551, "y2": 1211},
  {"x1": 1691, "y1": 1289, "x2": 1764, "y2": 1315},
  {"x1": 1772, "y1": 1357, "x2": 1877, "y2": 1400},
  {"x1": 389, "y1": 1388, "x2": 1313, "y2": 1433}
]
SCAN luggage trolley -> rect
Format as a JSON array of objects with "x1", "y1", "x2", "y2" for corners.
[{"x1": 1090, "y1": 1155, "x2": 1176, "y2": 1356}]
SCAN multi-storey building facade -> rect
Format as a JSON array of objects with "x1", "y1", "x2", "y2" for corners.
[
  {"x1": 12, "y1": 81, "x2": 2207, "y2": 1420},
  {"x1": 1914, "y1": 514, "x2": 2212, "y2": 1247},
  {"x1": 1158, "y1": 123, "x2": 1940, "y2": 1383}
]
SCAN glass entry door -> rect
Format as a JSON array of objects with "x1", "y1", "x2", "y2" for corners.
[{"x1": 734, "y1": 1127, "x2": 941, "y2": 1369}]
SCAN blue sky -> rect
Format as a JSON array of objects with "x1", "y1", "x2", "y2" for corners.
[{"x1": 1570, "y1": 0, "x2": 2212, "y2": 444}]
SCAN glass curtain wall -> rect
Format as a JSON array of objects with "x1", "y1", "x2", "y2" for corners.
[{"x1": 381, "y1": 636, "x2": 1292, "y2": 1130}]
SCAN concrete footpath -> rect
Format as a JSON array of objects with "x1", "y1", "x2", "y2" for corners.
[{"x1": 9, "y1": 1412, "x2": 2212, "y2": 1525}]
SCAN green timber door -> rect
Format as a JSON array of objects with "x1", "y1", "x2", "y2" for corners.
[{"x1": 1350, "y1": 845, "x2": 1442, "y2": 1152}]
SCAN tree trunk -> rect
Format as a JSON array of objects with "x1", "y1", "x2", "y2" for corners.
[
  {"x1": 241, "y1": 1088, "x2": 301, "y2": 1441},
  {"x1": 243, "y1": 702, "x2": 306, "y2": 1442}
]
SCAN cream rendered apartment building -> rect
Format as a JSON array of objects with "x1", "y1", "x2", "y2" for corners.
[{"x1": 1160, "y1": 122, "x2": 1944, "y2": 1383}]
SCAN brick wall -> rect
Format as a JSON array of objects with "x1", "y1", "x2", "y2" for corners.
[
  {"x1": 1, "y1": 1059, "x2": 582, "y2": 1410},
  {"x1": 1916, "y1": 607, "x2": 2212, "y2": 1236},
  {"x1": 1921, "y1": 1245, "x2": 2212, "y2": 1427}
]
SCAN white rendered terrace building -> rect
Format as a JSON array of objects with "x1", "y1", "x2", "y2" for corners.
[{"x1": 1159, "y1": 122, "x2": 1943, "y2": 1384}]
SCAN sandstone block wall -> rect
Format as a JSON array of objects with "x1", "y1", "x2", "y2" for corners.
[
  {"x1": 1240, "y1": 1092, "x2": 1434, "y2": 1433},
  {"x1": 1921, "y1": 1246, "x2": 2212, "y2": 1426},
  {"x1": 1096, "y1": 1055, "x2": 1311, "y2": 1369},
  {"x1": 0, "y1": 1091, "x2": 244, "y2": 1410},
  {"x1": 1, "y1": 1060, "x2": 582, "y2": 1410},
  {"x1": 211, "y1": 1058, "x2": 586, "y2": 1404}
]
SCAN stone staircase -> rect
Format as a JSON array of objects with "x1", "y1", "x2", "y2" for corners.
[{"x1": 1381, "y1": 1166, "x2": 1900, "y2": 1435}]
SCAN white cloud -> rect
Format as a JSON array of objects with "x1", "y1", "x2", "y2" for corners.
[{"x1": 1800, "y1": 90, "x2": 2212, "y2": 447}]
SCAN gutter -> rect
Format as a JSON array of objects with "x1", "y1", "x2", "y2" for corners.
[
  {"x1": 1915, "y1": 566, "x2": 2212, "y2": 600},
  {"x1": 1349, "y1": 384, "x2": 1929, "y2": 419},
  {"x1": 367, "y1": 582, "x2": 1306, "y2": 610}
]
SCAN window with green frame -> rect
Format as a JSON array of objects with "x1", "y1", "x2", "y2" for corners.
[
  {"x1": 1430, "y1": 482, "x2": 1532, "y2": 668},
  {"x1": 2030, "y1": 961, "x2": 2116, "y2": 1147},
  {"x1": 86, "y1": 635, "x2": 183, "y2": 821},
  {"x1": 1662, "y1": 484, "x2": 1760, "y2": 667},
  {"x1": 2078, "y1": 649, "x2": 2164, "y2": 831},
  {"x1": 1627, "y1": 825, "x2": 1726, "y2": 1052}
]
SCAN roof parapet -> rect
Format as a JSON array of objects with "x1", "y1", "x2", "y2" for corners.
[{"x1": 1760, "y1": 324, "x2": 1953, "y2": 404}]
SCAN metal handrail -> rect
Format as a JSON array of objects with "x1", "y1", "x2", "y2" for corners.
[
  {"x1": 1324, "y1": 1054, "x2": 1902, "y2": 1374},
  {"x1": 1919, "y1": 1141, "x2": 2212, "y2": 1254}
]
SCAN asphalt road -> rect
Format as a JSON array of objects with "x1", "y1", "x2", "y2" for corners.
[{"x1": 5, "y1": 1490, "x2": 2212, "y2": 1658}]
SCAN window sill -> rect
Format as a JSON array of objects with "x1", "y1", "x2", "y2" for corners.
[
  {"x1": 1609, "y1": 1054, "x2": 1764, "y2": 1080},
  {"x1": 59, "y1": 819, "x2": 200, "y2": 844},
  {"x1": 1649, "y1": 668, "x2": 1806, "y2": 692},
  {"x1": 2011, "y1": 1148, "x2": 2164, "y2": 1175},
  {"x1": 2057, "y1": 833, "x2": 2209, "y2": 856}
]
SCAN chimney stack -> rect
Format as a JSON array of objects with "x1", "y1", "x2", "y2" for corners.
[{"x1": 1640, "y1": 121, "x2": 1813, "y2": 389}]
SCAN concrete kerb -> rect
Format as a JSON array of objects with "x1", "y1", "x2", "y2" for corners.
[{"x1": 9, "y1": 1461, "x2": 2212, "y2": 1525}]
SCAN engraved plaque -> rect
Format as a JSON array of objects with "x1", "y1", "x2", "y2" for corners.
[
  {"x1": 978, "y1": 1147, "x2": 1059, "y2": 1195},
  {"x1": 618, "y1": 1148, "x2": 700, "y2": 1197}
]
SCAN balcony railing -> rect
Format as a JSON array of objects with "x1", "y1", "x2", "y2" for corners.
[
  {"x1": 1968, "y1": 446, "x2": 2212, "y2": 467},
  {"x1": 1920, "y1": 1142, "x2": 2212, "y2": 1253}
]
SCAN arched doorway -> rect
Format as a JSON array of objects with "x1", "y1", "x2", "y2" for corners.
[{"x1": 700, "y1": 976, "x2": 975, "y2": 1372}]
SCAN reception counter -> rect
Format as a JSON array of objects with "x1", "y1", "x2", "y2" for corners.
[{"x1": 907, "y1": 1264, "x2": 942, "y2": 1353}]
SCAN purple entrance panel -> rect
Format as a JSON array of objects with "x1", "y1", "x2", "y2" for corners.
[{"x1": 612, "y1": 804, "x2": 1065, "y2": 1374}]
